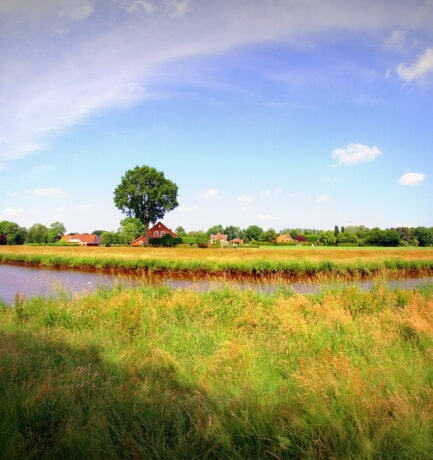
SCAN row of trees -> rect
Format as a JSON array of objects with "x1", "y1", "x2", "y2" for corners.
[
  {"x1": 1, "y1": 218, "x2": 433, "y2": 247},
  {"x1": 175, "y1": 225, "x2": 433, "y2": 247},
  {"x1": 0, "y1": 221, "x2": 66, "y2": 245}
]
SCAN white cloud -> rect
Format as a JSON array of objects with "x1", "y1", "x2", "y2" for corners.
[
  {"x1": 332, "y1": 143, "x2": 383, "y2": 166},
  {"x1": 256, "y1": 213, "x2": 279, "y2": 221},
  {"x1": 288, "y1": 191, "x2": 302, "y2": 199},
  {"x1": 316, "y1": 194, "x2": 330, "y2": 202},
  {"x1": 385, "y1": 30, "x2": 407, "y2": 51},
  {"x1": 116, "y1": 0, "x2": 155, "y2": 14},
  {"x1": 237, "y1": 193, "x2": 253, "y2": 203},
  {"x1": 398, "y1": 172, "x2": 426, "y2": 186},
  {"x1": 75, "y1": 204, "x2": 94, "y2": 211},
  {"x1": 177, "y1": 205, "x2": 200, "y2": 212},
  {"x1": 239, "y1": 206, "x2": 248, "y2": 212},
  {"x1": 397, "y1": 48, "x2": 433, "y2": 82},
  {"x1": 59, "y1": 1, "x2": 93, "y2": 21},
  {"x1": 0, "y1": 207, "x2": 25, "y2": 218},
  {"x1": 30, "y1": 187, "x2": 69, "y2": 197},
  {"x1": 260, "y1": 188, "x2": 282, "y2": 197},
  {"x1": 169, "y1": 0, "x2": 192, "y2": 17},
  {"x1": 1, "y1": 0, "x2": 433, "y2": 168},
  {"x1": 200, "y1": 188, "x2": 219, "y2": 198}
]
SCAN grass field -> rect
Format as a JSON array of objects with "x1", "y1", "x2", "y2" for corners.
[
  {"x1": 1, "y1": 246, "x2": 433, "y2": 278},
  {"x1": 1, "y1": 284, "x2": 432, "y2": 458}
]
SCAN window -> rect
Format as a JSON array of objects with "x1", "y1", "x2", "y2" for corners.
[
  {"x1": 161, "y1": 231, "x2": 165, "y2": 236},
  {"x1": 154, "y1": 231, "x2": 159, "y2": 236}
]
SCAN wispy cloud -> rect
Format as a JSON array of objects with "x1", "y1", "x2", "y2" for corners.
[
  {"x1": 260, "y1": 188, "x2": 282, "y2": 197},
  {"x1": 332, "y1": 143, "x2": 382, "y2": 166},
  {"x1": 316, "y1": 194, "x2": 330, "y2": 203},
  {"x1": 177, "y1": 205, "x2": 200, "y2": 212},
  {"x1": 1, "y1": 0, "x2": 432, "y2": 168},
  {"x1": 256, "y1": 213, "x2": 279, "y2": 222},
  {"x1": 0, "y1": 207, "x2": 25, "y2": 218},
  {"x1": 397, "y1": 48, "x2": 433, "y2": 82},
  {"x1": 75, "y1": 204, "x2": 94, "y2": 211},
  {"x1": 200, "y1": 188, "x2": 219, "y2": 198},
  {"x1": 237, "y1": 193, "x2": 253, "y2": 203},
  {"x1": 398, "y1": 172, "x2": 426, "y2": 186},
  {"x1": 30, "y1": 187, "x2": 69, "y2": 198}
]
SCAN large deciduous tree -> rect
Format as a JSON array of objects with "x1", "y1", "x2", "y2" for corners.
[
  {"x1": 27, "y1": 224, "x2": 49, "y2": 244},
  {"x1": 47, "y1": 222, "x2": 66, "y2": 243},
  {"x1": 113, "y1": 166, "x2": 178, "y2": 245}
]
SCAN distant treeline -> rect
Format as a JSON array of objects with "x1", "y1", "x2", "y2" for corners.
[{"x1": 1, "y1": 220, "x2": 432, "y2": 247}]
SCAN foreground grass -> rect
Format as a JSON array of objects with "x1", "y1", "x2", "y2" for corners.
[
  {"x1": 1, "y1": 284, "x2": 433, "y2": 459},
  {"x1": 2, "y1": 247, "x2": 433, "y2": 278}
]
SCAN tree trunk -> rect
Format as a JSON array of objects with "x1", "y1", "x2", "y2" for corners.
[{"x1": 144, "y1": 222, "x2": 149, "y2": 246}]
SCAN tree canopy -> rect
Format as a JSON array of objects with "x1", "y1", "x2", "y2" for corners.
[{"x1": 113, "y1": 166, "x2": 178, "y2": 242}]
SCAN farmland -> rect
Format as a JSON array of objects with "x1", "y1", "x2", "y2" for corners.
[{"x1": 1, "y1": 246, "x2": 433, "y2": 279}]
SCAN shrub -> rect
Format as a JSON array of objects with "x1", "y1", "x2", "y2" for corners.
[{"x1": 181, "y1": 237, "x2": 197, "y2": 245}]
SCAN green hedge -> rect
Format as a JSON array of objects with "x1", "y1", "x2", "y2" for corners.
[
  {"x1": 150, "y1": 236, "x2": 183, "y2": 247},
  {"x1": 181, "y1": 237, "x2": 197, "y2": 245}
]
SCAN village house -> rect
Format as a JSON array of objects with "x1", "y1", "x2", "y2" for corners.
[
  {"x1": 61, "y1": 234, "x2": 100, "y2": 246},
  {"x1": 130, "y1": 221, "x2": 177, "y2": 246},
  {"x1": 210, "y1": 233, "x2": 228, "y2": 243},
  {"x1": 275, "y1": 234, "x2": 293, "y2": 243},
  {"x1": 231, "y1": 238, "x2": 244, "y2": 245}
]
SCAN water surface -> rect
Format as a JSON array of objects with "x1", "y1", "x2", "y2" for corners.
[{"x1": 1, "y1": 263, "x2": 432, "y2": 304}]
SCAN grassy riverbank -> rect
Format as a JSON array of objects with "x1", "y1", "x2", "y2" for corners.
[
  {"x1": 1, "y1": 246, "x2": 433, "y2": 278},
  {"x1": 1, "y1": 284, "x2": 433, "y2": 458}
]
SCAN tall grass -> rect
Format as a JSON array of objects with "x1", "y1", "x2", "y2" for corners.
[
  {"x1": 1, "y1": 250, "x2": 433, "y2": 278},
  {"x1": 1, "y1": 285, "x2": 432, "y2": 458}
]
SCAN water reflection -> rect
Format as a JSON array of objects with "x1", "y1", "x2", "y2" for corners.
[{"x1": 1, "y1": 263, "x2": 433, "y2": 304}]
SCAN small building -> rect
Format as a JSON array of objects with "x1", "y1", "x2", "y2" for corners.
[
  {"x1": 210, "y1": 233, "x2": 228, "y2": 243},
  {"x1": 61, "y1": 234, "x2": 100, "y2": 246},
  {"x1": 275, "y1": 234, "x2": 293, "y2": 243},
  {"x1": 130, "y1": 221, "x2": 177, "y2": 246},
  {"x1": 232, "y1": 238, "x2": 244, "y2": 245}
]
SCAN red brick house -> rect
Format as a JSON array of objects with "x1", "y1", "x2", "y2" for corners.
[
  {"x1": 232, "y1": 238, "x2": 244, "y2": 245},
  {"x1": 130, "y1": 222, "x2": 177, "y2": 246},
  {"x1": 61, "y1": 234, "x2": 100, "y2": 246},
  {"x1": 210, "y1": 233, "x2": 228, "y2": 242}
]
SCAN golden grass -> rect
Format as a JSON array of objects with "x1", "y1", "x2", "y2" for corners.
[{"x1": 2, "y1": 245, "x2": 433, "y2": 264}]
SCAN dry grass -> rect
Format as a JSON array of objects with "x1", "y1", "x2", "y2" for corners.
[
  {"x1": 1, "y1": 284, "x2": 433, "y2": 458},
  {"x1": 1, "y1": 245, "x2": 433, "y2": 264}
]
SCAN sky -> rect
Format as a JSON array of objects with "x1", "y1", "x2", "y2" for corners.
[{"x1": 1, "y1": 0, "x2": 432, "y2": 233}]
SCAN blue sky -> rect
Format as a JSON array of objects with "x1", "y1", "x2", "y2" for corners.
[{"x1": 1, "y1": 0, "x2": 432, "y2": 233}]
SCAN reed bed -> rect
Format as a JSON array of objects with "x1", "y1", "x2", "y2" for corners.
[
  {"x1": 1, "y1": 247, "x2": 433, "y2": 279},
  {"x1": 1, "y1": 284, "x2": 432, "y2": 458}
]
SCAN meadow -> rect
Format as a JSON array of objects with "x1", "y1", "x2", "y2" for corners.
[
  {"x1": 1, "y1": 246, "x2": 433, "y2": 278},
  {"x1": 1, "y1": 283, "x2": 432, "y2": 459}
]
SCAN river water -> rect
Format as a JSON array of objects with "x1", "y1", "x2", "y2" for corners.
[{"x1": 1, "y1": 263, "x2": 433, "y2": 304}]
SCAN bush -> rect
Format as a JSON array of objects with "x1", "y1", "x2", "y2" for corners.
[
  {"x1": 196, "y1": 235, "x2": 210, "y2": 246},
  {"x1": 181, "y1": 237, "x2": 197, "y2": 245},
  {"x1": 150, "y1": 235, "x2": 183, "y2": 247}
]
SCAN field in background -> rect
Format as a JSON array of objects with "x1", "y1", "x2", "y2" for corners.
[
  {"x1": 1, "y1": 284, "x2": 432, "y2": 458},
  {"x1": 1, "y1": 245, "x2": 433, "y2": 263},
  {"x1": 2, "y1": 245, "x2": 433, "y2": 279}
]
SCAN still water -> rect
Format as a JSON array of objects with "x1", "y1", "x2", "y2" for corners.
[{"x1": 1, "y1": 263, "x2": 433, "y2": 304}]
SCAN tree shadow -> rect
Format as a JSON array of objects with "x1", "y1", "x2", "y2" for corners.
[{"x1": 0, "y1": 330, "x2": 292, "y2": 460}]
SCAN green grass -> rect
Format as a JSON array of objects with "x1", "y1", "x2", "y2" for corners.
[
  {"x1": 1, "y1": 285, "x2": 432, "y2": 458},
  {"x1": 1, "y1": 251, "x2": 433, "y2": 277}
]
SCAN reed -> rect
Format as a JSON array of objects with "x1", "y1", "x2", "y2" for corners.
[
  {"x1": 1, "y1": 284, "x2": 432, "y2": 458},
  {"x1": 1, "y1": 248, "x2": 433, "y2": 279}
]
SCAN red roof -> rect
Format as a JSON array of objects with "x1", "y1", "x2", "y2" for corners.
[{"x1": 61, "y1": 234, "x2": 99, "y2": 244}]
